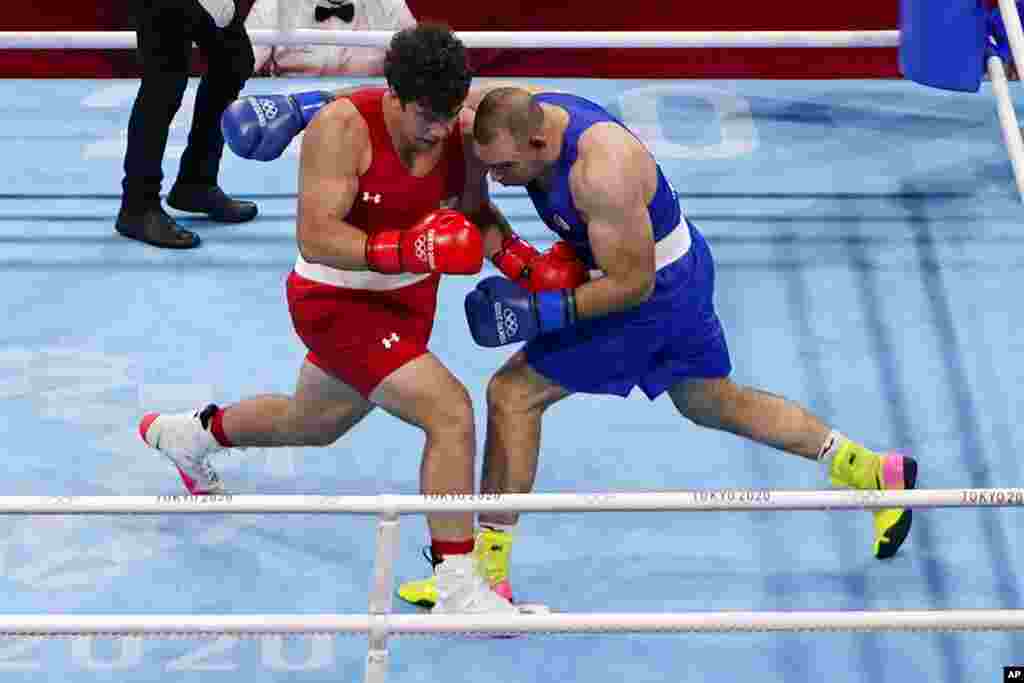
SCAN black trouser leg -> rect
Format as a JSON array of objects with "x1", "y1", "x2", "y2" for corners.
[
  {"x1": 177, "y1": 7, "x2": 255, "y2": 186},
  {"x1": 121, "y1": 1, "x2": 191, "y2": 210}
]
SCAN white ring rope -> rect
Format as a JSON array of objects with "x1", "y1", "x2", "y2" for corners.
[
  {"x1": 0, "y1": 30, "x2": 900, "y2": 50},
  {"x1": 0, "y1": 610, "x2": 1023, "y2": 636},
  {"x1": 4, "y1": 487, "x2": 1019, "y2": 681},
  {"x1": 7, "y1": 488, "x2": 1021, "y2": 514}
]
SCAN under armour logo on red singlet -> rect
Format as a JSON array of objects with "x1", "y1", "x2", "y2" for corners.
[
  {"x1": 381, "y1": 333, "x2": 400, "y2": 349},
  {"x1": 362, "y1": 192, "x2": 382, "y2": 204}
]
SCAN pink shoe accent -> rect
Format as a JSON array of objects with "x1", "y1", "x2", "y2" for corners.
[
  {"x1": 174, "y1": 465, "x2": 213, "y2": 495},
  {"x1": 492, "y1": 580, "x2": 514, "y2": 602},
  {"x1": 139, "y1": 413, "x2": 159, "y2": 444},
  {"x1": 881, "y1": 453, "x2": 906, "y2": 490}
]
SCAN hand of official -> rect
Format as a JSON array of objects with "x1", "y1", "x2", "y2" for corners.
[
  {"x1": 221, "y1": 91, "x2": 332, "y2": 161},
  {"x1": 366, "y1": 209, "x2": 484, "y2": 275},
  {"x1": 464, "y1": 276, "x2": 577, "y2": 347}
]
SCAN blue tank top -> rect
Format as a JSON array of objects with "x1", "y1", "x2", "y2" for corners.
[{"x1": 524, "y1": 93, "x2": 693, "y2": 299}]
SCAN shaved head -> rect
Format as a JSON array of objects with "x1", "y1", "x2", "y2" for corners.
[{"x1": 473, "y1": 87, "x2": 543, "y2": 145}]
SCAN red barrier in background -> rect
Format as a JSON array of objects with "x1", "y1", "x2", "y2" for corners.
[
  {"x1": 0, "y1": 1, "x2": 900, "y2": 78},
  {"x1": 411, "y1": 1, "x2": 900, "y2": 78}
]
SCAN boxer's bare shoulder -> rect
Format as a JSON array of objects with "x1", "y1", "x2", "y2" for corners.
[{"x1": 301, "y1": 96, "x2": 371, "y2": 177}]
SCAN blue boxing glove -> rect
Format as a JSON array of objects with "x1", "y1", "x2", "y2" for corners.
[
  {"x1": 221, "y1": 91, "x2": 332, "y2": 161},
  {"x1": 464, "y1": 276, "x2": 577, "y2": 347}
]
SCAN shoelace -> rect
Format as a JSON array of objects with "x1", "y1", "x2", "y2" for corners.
[
  {"x1": 478, "y1": 543, "x2": 507, "y2": 582},
  {"x1": 421, "y1": 543, "x2": 508, "y2": 584},
  {"x1": 188, "y1": 454, "x2": 221, "y2": 484},
  {"x1": 420, "y1": 545, "x2": 440, "y2": 569}
]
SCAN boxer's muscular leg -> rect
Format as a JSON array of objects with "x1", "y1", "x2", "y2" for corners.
[
  {"x1": 668, "y1": 376, "x2": 827, "y2": 460},
  {"x1": 221, "y1": 351, "x2": 477, "y2": 542},
  {"x1": 371, "y1": 352, "x2": 478, "y2": 543},
  {"x1": 478, "y1": 351, "x2": 570, "y2": 527},
  {"x1": 140, "y1": 359, "x2": 373, "y2": 495},
  {"x1": 219, "y1": 359, "x2": 374, "y2": 447}
]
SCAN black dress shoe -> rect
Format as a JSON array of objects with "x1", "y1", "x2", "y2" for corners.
[
  {"x1": 166, "y1": 183, "x2": 258, "y2": 223},
  {"x1": 115, "y1": 206, "x2": 200, "y2": 249}
]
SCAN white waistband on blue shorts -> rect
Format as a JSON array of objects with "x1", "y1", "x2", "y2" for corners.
[{"x1": 588, "y1": 217, "x2": 692, "y2": 280}]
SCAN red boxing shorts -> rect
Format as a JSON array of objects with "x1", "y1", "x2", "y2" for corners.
[{"x1": 286, "y1": 270, "x2": 440, "y2": 398}]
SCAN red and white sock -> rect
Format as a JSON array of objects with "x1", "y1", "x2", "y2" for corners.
[
  {"x1": 431, "y1": 537, "x2": 474, "y2": 565},
  {"x1": 208, "y1": 406, "x2": 234, "y2": 448}
]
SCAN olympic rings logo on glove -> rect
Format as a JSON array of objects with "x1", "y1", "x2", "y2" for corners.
[
  {"x1": 494, "y1": 305, "x2": 519, "y2": 345},
  {"x1": 503, "y1": 309, "x2": 519, "y2": 337},
  {"x1": 412, "y1": 230, "x2": 436, "y2": 269},
  {"x1": 257, "y1": 98, "x2": 279, "y2": 121}
]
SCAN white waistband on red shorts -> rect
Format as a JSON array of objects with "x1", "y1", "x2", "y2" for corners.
[
  {"x1": 293, "y1": 253, "x2": 432, "y2": 291},
  {"x1": 588, "y1": 216, "x2": 692, "y2": 280}
]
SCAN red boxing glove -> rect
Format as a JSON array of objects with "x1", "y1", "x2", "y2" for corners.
[
  {"x1": 492, "y1": 234, "x2": 540, "y2": 287},
  {"x1": 365, "y1": 209, "x2": 484, "y2": 275},
  {"x1": 527, "y1": 241, "x2": 590, "y2": 292}
]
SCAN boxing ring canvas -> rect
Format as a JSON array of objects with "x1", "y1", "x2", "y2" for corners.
[{"x1": 0, "y1": 76, "x2": 1022, "y2": 681}]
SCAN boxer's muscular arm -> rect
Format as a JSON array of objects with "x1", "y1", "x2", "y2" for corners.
[
  {"x1": 295, "y1": 100, "x2": 373, "y2": 270},
  {"x1": 571, "y1": 125, "x2": 657, "y2": 319}
]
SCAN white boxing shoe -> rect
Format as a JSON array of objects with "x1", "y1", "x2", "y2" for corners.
[
  {"x1": 139, "y1": 404, "x2": 226, "y2": 495},
  {"x1": 431, "y1": 554, "x2": 518, "y2": 615}
]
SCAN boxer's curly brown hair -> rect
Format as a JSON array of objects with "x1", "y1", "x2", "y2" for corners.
[{"x1": 384, "y1": 24, "x2": 471, "y2": 118}]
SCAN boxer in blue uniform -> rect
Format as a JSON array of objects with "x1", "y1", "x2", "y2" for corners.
[
  {"x1": 394, "y1": 85, "x2": 923, "y2": 607},
  {"x1": 505, "y1": 93, "x2": 729, "y2": 397}
]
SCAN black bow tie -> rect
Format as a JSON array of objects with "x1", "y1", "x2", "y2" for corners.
[{"x1": 315, "y1": 3, "x2": 354, "y2": 22}]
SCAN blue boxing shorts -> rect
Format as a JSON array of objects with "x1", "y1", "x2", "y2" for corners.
[{"x1": 524, "y1": 221, "x2": 731, "y2": 400}]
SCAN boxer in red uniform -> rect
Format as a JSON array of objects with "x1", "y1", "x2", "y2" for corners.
[{"x1": 137, "y1": 25, "x2": 517, "y2": 615}]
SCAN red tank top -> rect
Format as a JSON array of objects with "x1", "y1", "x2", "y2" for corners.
[{"x1": 344, "y1": 87, "x2": 466, "y2": 237}]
